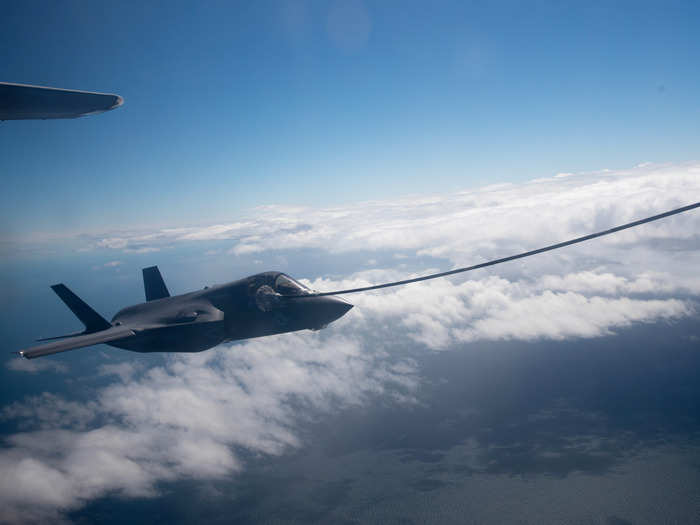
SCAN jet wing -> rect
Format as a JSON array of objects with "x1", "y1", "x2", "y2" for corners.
[
  {"x1": 0, "y1": 82, "x2": 123, "y2": 120},
  {"x1": 19, "y1": 326, "x2": 135, "y2": 359}
]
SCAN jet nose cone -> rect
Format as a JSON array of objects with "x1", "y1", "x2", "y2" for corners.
[
  {"x1": 331, "y1": 296, "x2": 353, "y2": 316},
  {"x1": 324, "y1": 295, "x2": 353, "y2": 321},
  {"x1": 291, "y1": 295, "x2": 354, "y2": 330},
  {"x1": 302, "y1": 295, "x2": 353, "y2": 329}
]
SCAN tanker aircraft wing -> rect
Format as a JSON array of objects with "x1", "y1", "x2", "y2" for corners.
[{"x1": 0, "y1": 82, "x2": 123, "y2": 120}]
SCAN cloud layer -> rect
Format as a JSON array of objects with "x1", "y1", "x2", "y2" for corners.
[
  {"x1": 1, "y1": 334, "x2": 417, "y2": 523},
  {"x1": 2, "y1": 162, "x2": 699, "y2": 522},
  {"x1": 90, "y1": 161, "x2": 700, "y2": 262}
]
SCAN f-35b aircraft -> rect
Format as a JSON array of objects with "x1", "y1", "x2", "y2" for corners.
[
  {"x1": 19, "y1": 269, "x2": 352, "y2": 359},
  {"x1": 17, "y1": 202, "x2": 699, "y2": 360}
]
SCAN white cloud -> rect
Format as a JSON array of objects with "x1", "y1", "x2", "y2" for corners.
[
  {"x1": 124, "y1": 246, "x2": 160, "y2": 254},
  {"x1": 0, "y1": 333, "x2": 418, "y2": 523},
  {"x1": 306, "y1": 273, "x2": 694, "y2": 349},
  {"x1": 454, "y1": 292, "x2": 690, "y2": 343},
  {"x1": 538, "y1": 270, "x2": 700, "y2": 296},
  {"x1": 2, "y1": 161, "x2": 699, "y2": 522},
  {"x1": 98, "y1": 362, "x2": 142, "y2": 383},
  {"x1": 5, "y1": 358, "x2": 68, "y2": 374},
  {"x1": 91, "y1": 260, "x2": 124, "y2": 271},
  {"x1": 2, "y1": 393, "x2": 97, "y2": 431},
  {"x1": 82, "y1": 162, "x2": 699, "y2": 263}
]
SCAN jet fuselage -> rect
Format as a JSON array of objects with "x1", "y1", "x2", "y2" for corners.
[{"x1": 108, "y1": 271, "x2": 352, "y2": 353}]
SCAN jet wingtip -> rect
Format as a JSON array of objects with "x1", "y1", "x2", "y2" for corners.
[{"x1": 111, "y1": 95, "x2": 124, "y2": 110}]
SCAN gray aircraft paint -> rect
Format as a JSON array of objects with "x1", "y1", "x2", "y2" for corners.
[{"x1": 19, "y1": 270, "x2": 352, "y2": 359}]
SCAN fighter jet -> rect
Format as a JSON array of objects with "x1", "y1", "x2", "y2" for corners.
[
  {"x1": 0, "y1": 82, "x2": 123, "y2": 120},
  {"x1": 19, "y1": 269, "x2": 352, "y2": 359},
  {"x1": 17, "y1": 201, "x2": 699, "y2": 360}
]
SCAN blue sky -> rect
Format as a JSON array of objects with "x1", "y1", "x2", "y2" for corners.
[
  {"x1": 2, "y1": 3, "x2": 700, "y2": 521},
  {"x1": 1, "y1": 1, "x2": 699, "y2": 238}
]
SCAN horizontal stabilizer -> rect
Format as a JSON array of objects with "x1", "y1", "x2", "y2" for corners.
[
  {"x1": 51, "y1": 284, "x2": 112, "y2": 333},
  {"x1": 20, "y1": 326, "x2": 135, "y2": 359},
  {"x1": 143, "y1": 266, "x2": 170, "y2": 301}
]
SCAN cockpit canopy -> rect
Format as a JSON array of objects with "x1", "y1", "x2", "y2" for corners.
[{"x1": 274, "y1": 274, "x2": 312, "y2": 296}]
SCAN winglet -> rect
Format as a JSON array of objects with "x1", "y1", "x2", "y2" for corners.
[
  {"x1": 51, "y1": 284, "x2": 112, "y2": 333},
  {"x1": 143, "y1": 266, "x2": 170, "y2": 301}
]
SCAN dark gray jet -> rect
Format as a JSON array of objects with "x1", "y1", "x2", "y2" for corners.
[
  {"x1": 0, "y1": 82, "x2": 123, "y2": 120},
  {"x1": 20, "y1": 270, "x2": 353, "y2": 359},
  {"x1": 17, "y1": 201, "x2": 700, "y2": 360}
]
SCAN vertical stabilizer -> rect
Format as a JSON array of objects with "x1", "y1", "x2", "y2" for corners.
[{"x1": 143, "y1": 266, "x2": 170, "y2": 301}]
